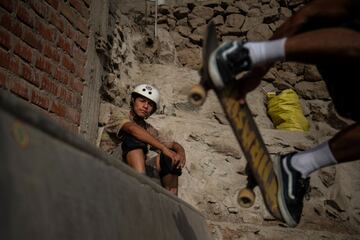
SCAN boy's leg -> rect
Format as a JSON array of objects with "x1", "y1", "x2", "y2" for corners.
[
  {"x1": 161, "y1": 175, "x2": 179, "y2": 196},
  {"x1": 157, "y1": 153, "x2": 182, "y2": 196},
  {"x1": 126, "y1": 149, "x2": 146, "y2": 174},
  {"x1": 275, "y1": 122, "x2": 360, "y2": 226},
  {"x1": 329, "y1": 123, "x2": 360, "y2": 163}
]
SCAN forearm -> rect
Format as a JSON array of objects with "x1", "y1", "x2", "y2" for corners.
[
  {"x1": 271, "y1": 0, "x2": 357, "y2": 40},
  {"x1": 167, "y1": 141, "x2": 185, "y2": 154}
]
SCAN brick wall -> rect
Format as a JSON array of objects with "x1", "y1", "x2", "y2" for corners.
[{"x1": 0, "y1": 0, "x2": 90, "y2": 133}]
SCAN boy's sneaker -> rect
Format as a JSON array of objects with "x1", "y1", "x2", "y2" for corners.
[
  {"x1": 209, "y1": 41, "x2": 252, "y2": 89},
  {"x1": 273, "y1": 153, "x2": 310, "y2": 227}
]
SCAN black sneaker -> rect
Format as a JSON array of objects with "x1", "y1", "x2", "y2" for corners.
[
  {"x1": 209, "y1": 41, "x2": 252, "y2": 89},
  {"x1": 273, "y1": 153, "x2": 310, "y2": 227}
]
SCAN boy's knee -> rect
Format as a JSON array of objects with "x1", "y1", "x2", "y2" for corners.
[{"x1": 159, "y1": 153, "x2": 182, "y2": 178}]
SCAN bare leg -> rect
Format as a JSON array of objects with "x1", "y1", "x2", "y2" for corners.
[
  {"x1": 126, "y1": 149, "x2": 146, "y2": 174},
  {"x1": 329, "y1": 122, "x2": 360, "y2": 163},
  {"x1": 155, "y1": 154, "x2": 180, "y2": 195},
  {"x1": 161, "y1": 174, "x2": 179, "y2": 196}
]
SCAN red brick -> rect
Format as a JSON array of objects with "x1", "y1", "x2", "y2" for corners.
[
  {"x1": 21, "y1": 63, "x2": 39, "y2": 86},
  {"x1": 82, "y1": 0, "x2": 90, "y2": 8},
  {"x1": 58, "y1": 35, "x2": 72, "y2": 55},
  {"x1": 0, "y1": 69, "x2": 6, "y2": 86},
  {"x1": 12, "y1": 20, "x2": 23, "y2": 38},
  {"x1": 0, "y1": 28, "x2": 11, "y2": 50},
  {"x1": 63, "y1": 71, "x2": 70, "y2": 85},
  {"x1": 23, "y1": 27, "x2": 42, "y2": 51},
  {"x1": 58, "y1": 86, "x2": 73, "y2": 105},
  {"x1": 50, "y1": 100, "x2": 66, "y2": 117},
  {"x1": 57, "y1": 117, "x2": 78, "y2": 132},
  {"x1": 50, "y1": 11, "x2": 64, "y2": 32},
  {"x1": 9, "y1": 56, "x2": 20, "y2": 75},
  {"x1": 31, "y1": 89, "x2": 50, "y2": 110},
  {"x1": 62, "y1": 54, "x2": 75, "y2": 73},
  {"x1": 65, "y1": 24, "x2": 76, "y2": 41},
  {"x1": 70, "y1": 0, "x2": 89, "y2": 19},
  {"x1": 0, "y1": 48, "x2": 9, "y2": 68},
  {"x1": 0, "y1": 0, "x2": 14, "y2": 13},
  {"x1": 45, "y1": 0, "x2": 59, "y2": 10},
  {"x1": 29, "y1": 0, "x2": 48, "y2": 18},
  {"x1": 75, "y1": 16, "x2": 88, "y2": 36},
  {"x1": 43, "y1": 44, "x2": 60, "y2": 62},
  {"x1": 73, "y1": 45, "x2": 86, "y2": 65},
  {"x1": 36, "y1": 55, "x2": 53, "y2": 75},
  {"x1": 37, "y1": 21, "x2": 55, "y2": 42},
  {"x1": 17, "y1": 3, "x2": 34, "y2": 28},
  {"x1": 69, "y1": 77, "x2": 83, "y2": 94},
  {"x1": 54, "y1": 67, "x2": 70, "y2": 85},
  {"x1": 73, "y1": 93, "x2": 82, "y2": 108},
  {"x1": 74, "y1": 31, "x2": 88, "y2": 51},
  {"x1": 75, "y1": 65, "x2": 85, "y2": 80},
  {"x1": 66, "y1": 106, "x2": 80, "y2": 125},
  {"x1": 14, "y1": 40, "x2": 33, "y2": 63},
  {"x1": 41, "y1": 74, "x2": 58, "y2": 96},
  {"x1": 59, "y1": 2, "x2": 76, "y2": 24},
  {"x1": 34, "y1": 69, "x2": 44, "y2": 86},
  {"x1": 0, "y1": 12, "x2": 11, "y2": 31},
  {"x1": 10, "y1": 80, "x2": 29, "y2": 100}
]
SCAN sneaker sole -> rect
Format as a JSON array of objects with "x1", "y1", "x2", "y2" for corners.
[{"x1": 273, "y1": 156, "x2": 298, "y2": 227}]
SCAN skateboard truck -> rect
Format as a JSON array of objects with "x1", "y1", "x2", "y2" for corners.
[
  {"x1": 189, "y1": 84, "x2": 207, "y2": 106},
  {"x1": 238, "y1": 165, "x2": 257, "y2": 208}
]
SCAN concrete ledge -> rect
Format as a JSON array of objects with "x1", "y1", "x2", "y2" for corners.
[{"x1": 0, "y1": 90, "x2": 212, "y2": 240}]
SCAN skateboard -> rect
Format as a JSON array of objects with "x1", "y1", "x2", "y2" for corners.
[{"x1": 189, "y1": 22, "x2": 283, "y2": 221}]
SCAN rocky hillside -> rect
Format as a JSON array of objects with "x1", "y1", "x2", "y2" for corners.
[{"x1": 98, "y1": 0, "x2": 360, "y2": 239}]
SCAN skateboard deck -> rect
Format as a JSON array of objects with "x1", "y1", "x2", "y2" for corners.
[{"x1": 189, "y1": 22, "x2": 283, "y2": 221}]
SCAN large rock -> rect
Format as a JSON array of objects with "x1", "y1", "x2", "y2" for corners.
[
  {"x1": 176, "y1": 25, "x2": 192, "y2": 37},
  {"x1": 192, "y1": 6, "x2": 214, "y2": 20},
  {"x1": 189, "y1": 16, "x2": 206, "y2": 29},
  {"x1": 295, "y1": 81, "x2": 330, "y2": 100},
  {"x1": 170, "y1": 31, "x2": 189, "y2": 48},
  {"x1": 225, "y1": 14, "x2": 245, "y2": 28},
  {"x1": 177, "y1": 48, "x2": 202, "y2": 70},
  {"x1": 241, "y1": 16, "x2": 263, "y2": 32},
  {"x1": 173, "y1": 7, "x2": 189, "y2": 19},
  {"x1": 304, "y1": 64, "x2": 323, "y2": 82},
  {"x1": 246, "y1": 23, "x2": 273, "y2": 41},
  {"x1": 212, "y1": 15, "x2": 225, "y2": 25}
]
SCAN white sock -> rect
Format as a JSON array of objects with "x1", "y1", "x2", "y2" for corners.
[
  {"x1": 244, "y1": 38, "x2": 287, "y2": 66},
  {"x1": 290, "y1": 142, "x2": 337, "y2": 178}
]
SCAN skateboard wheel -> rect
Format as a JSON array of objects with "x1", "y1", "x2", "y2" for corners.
[
  {"x1": 189, "y1": 84, "x2": 207, "y2": 106},
  {"x1": 238, "y1": 188, "x2": 255, "y2": 208}
]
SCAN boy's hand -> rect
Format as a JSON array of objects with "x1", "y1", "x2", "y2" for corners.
[
  {"x1": 176, "y1": 151, "x2": 186, "y2": 169},
  {"x1": 162, "y1": 147, "x2": 180, "y2": 166}
]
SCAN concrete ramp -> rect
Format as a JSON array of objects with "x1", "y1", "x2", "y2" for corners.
[{"x1": 0, "y1": 90, "x2": 212, "y2": 240}]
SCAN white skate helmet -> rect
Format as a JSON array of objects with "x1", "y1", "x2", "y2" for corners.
[{"x1": 131, "y1": 84, "x2": 160, "y2": 113}]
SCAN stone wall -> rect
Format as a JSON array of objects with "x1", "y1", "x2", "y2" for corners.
[{"x1": 143, "y1": 0, "x2": 308, "y2": 69}]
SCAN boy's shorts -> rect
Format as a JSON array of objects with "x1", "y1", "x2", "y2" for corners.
[
  {"x1": 122, "y1": 134, "x2": 182, "y2": 178},
  {"x1": 315, "y1": 19, "x2": 360, "y2": 122},
  {"x1": 317, "y1": 63, "x2": 359, "y2": 122}
]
